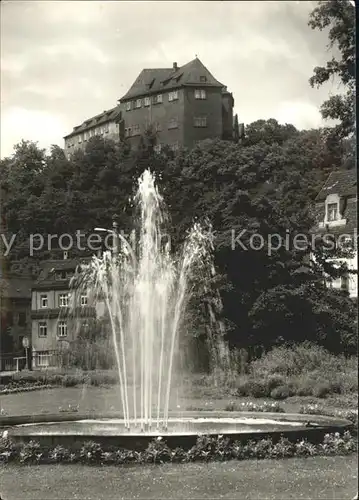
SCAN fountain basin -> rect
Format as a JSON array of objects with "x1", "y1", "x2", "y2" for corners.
[{"x1": 0, "y1": 411, "x2": 352, "y2": 451}]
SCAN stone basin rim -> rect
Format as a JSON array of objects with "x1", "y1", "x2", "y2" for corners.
[{"x1": 0, "y1": 410, "x2": 352, "y2": 430}]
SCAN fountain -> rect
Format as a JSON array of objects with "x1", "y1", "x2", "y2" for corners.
[{"x1": 0, "y1": 170, "x2": 352, "y2": 451}]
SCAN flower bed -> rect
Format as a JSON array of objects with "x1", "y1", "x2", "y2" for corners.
[{"x1": 0, "y1": 431, "x2": 356, "y2": 465}]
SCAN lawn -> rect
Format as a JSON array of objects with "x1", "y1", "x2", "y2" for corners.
[
  {"x1": 0, "y1": 456, "x2": 357, "y2": 499},
  {"x1": 0, "y1": 385, "x2": 357, "y2": 417}
]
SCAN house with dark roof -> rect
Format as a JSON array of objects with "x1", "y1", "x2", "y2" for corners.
[
  {"x1": 63, "y1": 58, "x2": 235, "y2": 154},
  {"x1": 30, "y1": 256, "x2": 100, "y2": 368},
  {"x1": 312, "y1": 169, "x2": 357, "y2": 298}
]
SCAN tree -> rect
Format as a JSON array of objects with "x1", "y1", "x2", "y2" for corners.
[{"x1": 308, "y1": 0, "x2": 355, "y2": 140}]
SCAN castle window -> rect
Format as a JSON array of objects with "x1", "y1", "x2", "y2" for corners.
[
  {"x1": 144, "y1": 97, "x2": 151, "y2": 107},
  {"x1": 57, "y1": 321, "x2": 67, "y2": 337},
  {"x1": 327, "y1": 203, "x2": 339, "y2": 222},
  {"x1": 135, "y1": 99, "x2": 142, "y2": 108},
  {"x1": 38, "y1": 322, "x2": 48, "y2": 337},
  {"x1": 195, "y1": 89, "x2": 206, "y2": 99},
  {"x1": 126, "y1": 102, "x2": 132, "y2": 111},
  {"x1": 168, "y1": 118, "x2": 178, "y2": 129},
  {"x1": 194, "y1": 117, "x2": 207, "y2": 128},
  {"x1": 168, "y1": 91, "x2": 178, "y2": 102}
]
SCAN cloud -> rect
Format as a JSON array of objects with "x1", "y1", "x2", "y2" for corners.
[{"x1": 1, "y1": 107, "x2": 66, "y2": 156}]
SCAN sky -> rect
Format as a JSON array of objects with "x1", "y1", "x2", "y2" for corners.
[{"x1": 0, "y1": 0, "x2": 342, "y2": 158}]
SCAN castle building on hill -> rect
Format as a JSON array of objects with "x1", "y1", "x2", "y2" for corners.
[{"x1": 64, "y1": 58, "x2": 235, "y2": 156}]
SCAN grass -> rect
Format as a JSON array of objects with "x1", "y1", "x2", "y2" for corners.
[{"x1": 0, "y1": 456, "x2": 357, "y2": 499}]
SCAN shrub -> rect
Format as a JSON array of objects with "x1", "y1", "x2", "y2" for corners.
[
  {"x1": 48, "y1": 445, "x2": 72, "y2": 463},
  {"x1": 236, "y1": 380, "x2": 267, "y2": 398},
  {"x1": 61, "y1": 375, "x2": 78, "y2": 387},
  {"x1": 270, "y1": 385, "x2": 291, "y2": 400},
  {"x1": 312, "y1": 382, "x2": 332, "y2": 398},
  {"x1": 19, "y1": 440, "x2": 42, "y2": 464},
  {"x1": 79, "y1": 441, "x2": 103, "y2": 464}
]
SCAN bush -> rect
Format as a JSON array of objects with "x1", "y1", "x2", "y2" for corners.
[
  {"x1": 236, "y1": 380, "x2": 267, "y2": 398},
  {"x1": 270, "y1": 385, "x2": 291, "y2": 400},
  {"x1": 61, "y1": 375, "x2": 79, "y2": 387},
  {"x1": 250, "y1": 343, "x2": 355, "y2": 377}
]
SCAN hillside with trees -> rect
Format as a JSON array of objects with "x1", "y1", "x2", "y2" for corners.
[{"x1": 0, "y1": 0, "x2": 356, "y2": 361}]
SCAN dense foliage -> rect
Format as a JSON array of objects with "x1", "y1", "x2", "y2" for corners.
[
  {"x1": 1, "y1": 6, "x2": 356, "y2": 358},
  {"x1": 0, "y1": 118, "x2": 356, "y2": 358},
  {"x1": 308, "y1": 0, "x2": 355, "y2": 168}
]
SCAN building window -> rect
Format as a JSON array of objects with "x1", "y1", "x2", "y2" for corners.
[
  {"x1": 154, "y1": 94, "x2": 163, "y2": 104},
  {"x1": 78, "y1": 135, "x2": 82, "y2": 143},
  {"x1": 327, "y1": 203, "x2": 339, "y2": 222},
  {"x1": 127, "y1": 127, "x2": 132, "y2": 137},
  {"x1": 81, "y1": 294, "x2": 88, "y2": 306},
  {"x1": 168, "y1": 91, "x2": 178, "y2": 102},
  {"x1": 57, "y1": 321, "x2": 68, "y2": 337},
  {"x1": 135, "y1": 99, "x2": 142, "y2": 108},
  {"x1": 194, "y1": 117, "x2": 207, "y2": 128},
  {"x1": 170, "y1": 142, "x2": 179, "y2": 151},
  {"x1": 168, "y1": 118, "x2": 178, "y2": 129},
  {"x1": 37, "y1": 351, "x2": 50, "y2": 367},
  {"x1": 144, "y1": 97, "x2": 151, "y2": 107},
  {"x1": 59, "y1": 293, "x2": 69, "y2": 307},
  {"x1": 104, "y1": 123, "x2": 109, "y2": 133},
  {"x1": 125, "y1": 128, "x2": 129, "y2": 137},
  {"x1": 18, "y1": 312, "x2": 26, "y2": 327},
  {"x1": 155, "y1": 122, "x2": 162, "y2": 132},
  {"x1": 40, "y1": 295, "x2": 48, "y2": 308},
  {"x1": 195, "y1": 89, "x2": 206, "y2": 99},
  {"x1": 126, "y1": 102, "x2": 132, "y2": 111},
  {"x1": 154, "y1": 144, "x2": 162, "y2": 153},
  {"x1": 38, "y1": 322, "x2": 48, "y2": 337},
  {"x1": 133, "y1": 124, "x2": 140, "y2": 135},
  {"x1": 200, "y1": 76, "x2": 207, "y2": 82}
]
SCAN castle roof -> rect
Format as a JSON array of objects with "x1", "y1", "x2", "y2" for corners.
[
  {"x1": 119, "y1": 58, "x2": 224, "y2": 101},
  {"x1": 64, "y1": 106, "x2": 122, "y2": 139}
]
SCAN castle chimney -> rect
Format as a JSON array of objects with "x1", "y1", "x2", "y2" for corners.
[{"x1": 173, "y1": 62, "x2": 178, "y2": 71}]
